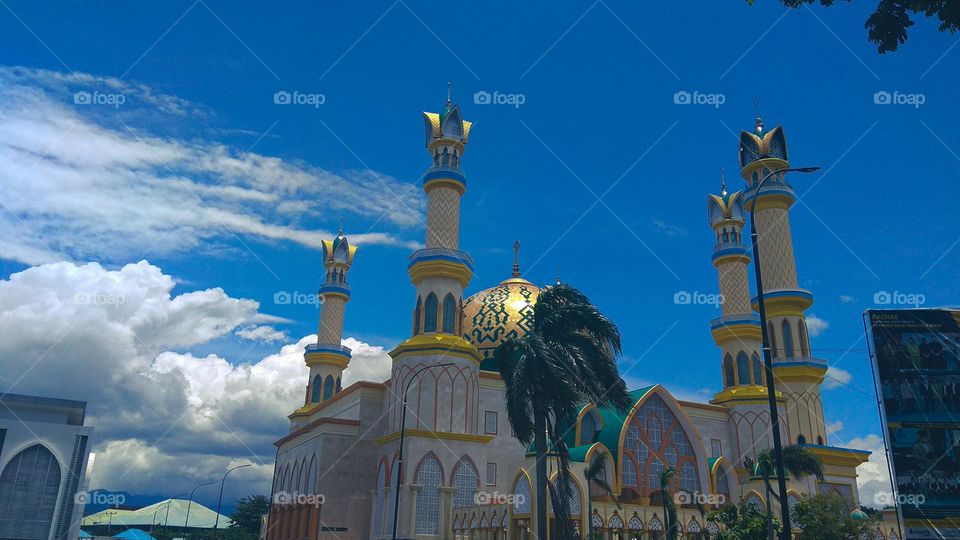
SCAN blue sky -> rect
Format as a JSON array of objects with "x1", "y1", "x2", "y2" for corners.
[{"x1": 1, "y1": 0, "x2": 958, "y2": 510}]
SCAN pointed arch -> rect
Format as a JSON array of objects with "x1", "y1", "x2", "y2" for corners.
[
  {"x1": 452, "y1": 456, "x2": 480, "y2": 509},
  {"x1": 322, "y1": 375, "x2": 334, "y2": 401},
  {"x1": 306, "y1": 455, "x2": 317, "y2": 494},
  {"x1": 546, "y1": 473, "x2": 583, "y2": 516},
  {"x1": 782, "y1": 319, "x2": 795, "y2": 358},
  {"x1": 311, "y1": 374, "x2": 322, "y2": 403},
  {"x1": 723, "y1": 353, "x2": 735, "y2": 387},
  {"x1": 414, "y1": 453, "x2": 443, "y2": 535},
  {"x1": 511, "y1": 470, "x2": 532, "y2": 514},
  {"x1": 768, "y1": 322, "x2": 778, "y2": 358},
  {"x1": 736, "y1": 351, "x2": 751, "y2": 386},
  {"x1": 0, "y1": 444, "x2": 61, "y2": 538},
  {"x1": 413, "y1": 296, "x2": 422, "y2": 335},
  {"x1": 751, "y1": 352, "x2": 763, "y2": 385},
  {"x1": 372, "y1": 460, "x2": 387, "y2": 537},
  {"x1": 744, "y1": 490, "x2": 765, "y2": 511},
  {"x1": 423, "y1": 293, "x2": 439, "y2": 333},
  {"x1": 442, "y1": 293, "x2": 457, "y2": 334},
  {"x1": 798, "y1": 320, "x2": 810, "y2": 357}
]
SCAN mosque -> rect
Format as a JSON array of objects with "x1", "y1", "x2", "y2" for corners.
[{"x1": 263, "y1": 91, "x2": 891, "y2": 540}]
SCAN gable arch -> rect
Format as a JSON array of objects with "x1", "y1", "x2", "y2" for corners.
[
  {"x1": 582, "y1": 442, "x2": 617, "y2": 494},
  {"x1": 0, "y1": 443, "x2": 62, "y2": 539},
  {"x1": 510, "y1": 468, "x2": 533, "y2": 515}
]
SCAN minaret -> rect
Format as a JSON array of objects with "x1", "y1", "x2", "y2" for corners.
[
  {"x1": 707, "y1": 171, "x2": 782, "y2": 465},
  {"x1": 291, "y1": 225, "x2": 357, "y2": 426},
  {"x1": 739, "y1": 114, "x2": 828, "y2": 446},
  {"x1": 388, "y1": 85, "x2": 482, "y2": 434}
]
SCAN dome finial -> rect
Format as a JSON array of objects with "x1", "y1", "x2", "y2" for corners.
[
  {"x1": 447, "y1": 81, "x2": 452, "y2": 105},
  {"x1": 512, "y1": 240, "x2": 521, "y2": 278},
  {"x1": 720, "y1": 167, "x2": 727, "y2": 196},
  {"x1": 754, "y1": 97, "x2": 764, "y2": 134},
  {"x1": 338, "y1": 217, "x2": 344, "y2": 236}
]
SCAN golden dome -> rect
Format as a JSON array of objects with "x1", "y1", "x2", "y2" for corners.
[{"x1": 462, "y1": 276, "x2": 540, "y2": 360}]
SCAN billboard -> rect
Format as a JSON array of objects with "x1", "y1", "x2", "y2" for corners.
[{"x1": 867, "y1": 309, "x2": 960, "y2": 539}]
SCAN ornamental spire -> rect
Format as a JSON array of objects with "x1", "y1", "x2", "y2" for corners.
[
  {"x1": 754, "y1": 97, "x2": 764, "y2": 134},
  {"x1": 447, "y1": 81, "x2": 452, "y2": 105},
  {"x1": 512, "y1": 240, "x2": 521, "y2": 278},
  {"x1": 720, "y1": 167, "x2": 727, "y2": 196}
]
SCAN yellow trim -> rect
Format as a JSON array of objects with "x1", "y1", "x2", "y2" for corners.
[
  {"x1": 408, "y1": 259, "x2": 473, "y2": 288},
  {"x1": 807, "y1": 446, "x2": 870, "y2": 468},
  {"x1": 424, "y1": 177, "x2": 466, "y2": 195},
  {"x1": 373, "y1": 428, "x2": 494, "y2": 445},
  {"x1": 319, "y1": 291, "x2": 350, "y2": 302},
  {"x1": 428, "y1": 138, "x2": 465, "y2": 154},
  {"x1": 303, "y1": 351, "x2": 350, "y2": 369},
  {"x1": 741, "y1": 157, "x2": 789, "y2": 182},
  {"x1": 711, "y1": 323, "x2": 762, "y2": 343},
  {"x1": 752, "y1": 295, "x2": 813, "y2": 317},
  {"x1": 389, "y1": 333, "x2": 483, "y2": 364},
  {"x1": 751, "y1": 194, "x2": 794, "y2": 211},
  {"x1": 574, "y1": 405, "x2": 605, "y2": 447},
  {"x1": 713, "y1": 253, "x2": 751, "y2": 267},
  {"x1": 711, "y1": 385, "x2": 784, "y2": 405},
  {"x1": 773, "y1": 364, "x2": 826, "y2": 383}
]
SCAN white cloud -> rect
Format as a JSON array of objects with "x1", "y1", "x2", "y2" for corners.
[
  {"x1": 839, "y1": 433, "x2": 893, "y2": 510},
  {"x1": 826, "y1": 420, "x2": 844, "y2": 435},
  {"x1": 839, "y1": 295, "x2": 855, "y2": 304},
  {"x1": 0, "y1": 66, "x2": 422, "y2": 265},
  {"x1": 0, "y1": 260, "x2": 392, "y2": 501},
  {"x1": 236, "y1": 325, "x2": 288, "y2": 343},
  {"x1": 805, "y1": 314, "x2": 829, "y2": 337},
  {"x1": 652, "y1": 219, "x2": 687, "y2": 236},
  {"x1": 824, "y1": 366, "x2": 853, "y2": 389}
]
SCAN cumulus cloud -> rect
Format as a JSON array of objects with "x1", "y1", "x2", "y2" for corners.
[
  {"x1": 824, "y1": 366, "x2": 853, "y2": 389},
  {"x1": 805, "y1": 314, "x2": 829, "y2": 337},
  {"x1": 236, "y1": 325, "x2": 288, "y2": 343},
  {"x1": 0, "y1": 66, "x2": 422, "y2": 265},
  {"x1": 0, "y1": 260, "x2": 392, "y2": 501},
  {"x1": 826, "y1": 420, "x2": 844, "y2": 435},
  {"x1": 840, "y1": 433, "x2": 893, "y2": 510}
]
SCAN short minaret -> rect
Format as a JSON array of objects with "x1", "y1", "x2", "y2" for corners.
[
  {"x1": 708, "y1": 171, "x2": 782, "y2": 465},
  {"x1": 739, "y1": 115, "x2": 828, "y2": 446},
  {"x1": 291, "y1": 225, "x2": 357, "y2": 425}
]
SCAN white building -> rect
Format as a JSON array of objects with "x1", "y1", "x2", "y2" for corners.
[{"x1": 0, "y1": 393, "x2": 94, "y2": 540}]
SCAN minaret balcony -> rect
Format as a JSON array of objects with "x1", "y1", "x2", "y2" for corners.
[
  {"x1": 424, "y1": 166, "x2": 466, "y2": 189},
  {"x1": 408, "y1": 248, "x2": 474, "y2": 287},
  {"x1": 742, "y1": 179, "x2": 795, "y2": 208},
  {"x1": 772, "y1": 355, "x2": 828, "y2": 382},
  {"x1": 710, "y1": 314, "x2": 762, "y2": 343},
  {"x1": 750, "y1": 288, "x2": 813, "y2": 315},
  {"x1": 409, "y1": 248, "x2": 474, "y2": 269},
  {"x1": 711, "y1": 242, "x2": 751, "y2": 264},
  {"x1": 304, "y1": 343, "x2": 352, "y2": 367},
  {"x1": 318, "y1": 282, "x2": 351, "y2": 299},
  {"x1": 710, "y1": 313, "x2": 761, "y2": 329}
]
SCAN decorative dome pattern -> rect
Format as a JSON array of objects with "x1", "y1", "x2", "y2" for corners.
[{"x1": 462, "y1": 276, "x2": 540, "y2": 360}]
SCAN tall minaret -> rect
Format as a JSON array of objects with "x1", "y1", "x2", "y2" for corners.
[
  {"x1": 291, "y1": 225, "x2": 357, "y2": 427},
  {"x1": 388, "y1": 85, "x2": 482, "y2": 434},
  {"x1": 707, "y1": 171, "x2": 782, "y2": 465},
  {"x1": 739, "y1": 114, "x2": 828, "y2": 446}
]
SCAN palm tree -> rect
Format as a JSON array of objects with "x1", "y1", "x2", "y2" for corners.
[
  {"x1": 496, "y1": 283, "x2": 632, "y2": 540},
  {"x1": 748, "y1": 445, "x2": 824, "y2": 540},
  {"x1": 659, "y1": 467, "x2": 678, "y2": 540},
  {"x1": 585, "y1": 451, "x2": 620, "y2": 540}
]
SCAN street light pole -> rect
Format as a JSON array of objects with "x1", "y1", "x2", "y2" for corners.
[
  {"x1": 749, "y1": 165, "x2": 820, "y2": 540},
  {"x1": 391, "y1": 362, "x2": 454, "y2": 540},
  {"x1": 150, "y1": 503, "x2": 170, "y2": 536},
  {"x1": 185, "y1": 481, "x2": 215, "y2": 530},
  {"x1": 165, "y1": 493, "x2": 188, "y2": 527},
  {"x1": 213, "y1": 464, "x2": 251, "y2": 539}
]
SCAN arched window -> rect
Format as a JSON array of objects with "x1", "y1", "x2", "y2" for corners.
[
  {"x1": 548, "y1": 477, "x2": 582, "y2": 516},
  {"x1": 336, "y1": 377, "x2": 341, "y2": 392},
  {"x1": 442, "y1": 294, "x2": 456, "y2": 334},
  {"x1": 414, "y1": 455, "x2": 442, "y2": 535},
  {"x1": 782, "y1": 320, "x2": 794, "y2": 358},
  {"x1": 452, "y1": 458, "x2": 479, "y2": 509},
  {"x1": 323, "y1": 375, "x2": 334, "y2": 401},
  {"x1": 798, "y1": 320, "x2": 810, "y2": 357},
  {"x1": 513, "y1": 475, "x2": 531, "y2": 513},
  {"x1": 0, "y1": 444, "x2": 61, "y2": 539},
  {"x1": 768, "y1": 322, "x2": 778, "y2": 358},
  {"x1": 715, "y1": 466, "x2": 730, "y2": 503},
  {"x1": 385, "y1": 457, "x2": 400, "y2": 534},
  {"x1": 621, "y1": 457, "x2": 637, "y2": 498},
  {"x1": 306, "y1": 456, "x2": 317, "y2": 494},
  {"x1": 797, "y1": 435, "x2": 807, "y2": 445},
  {"x1": 751, "y1": 353, "x2": 763, "y2": 386},
  {"x1": 413, "y1": 296, "x2": 422, "y2": 335},
  {"x1": 373, "y1": 462, "x2": 386, "y2": 537},
  {"x1": 311, "y1": 374, "x2": 322, "y2": 403},
  {"x1": 622, "y1": 394, "x2": 700, "y2": 498},
  {"x1": 580, "y1": 411, "x2": 597, "y2": 444},
  {"x1": 736, "y1": 352, "x2": 751, "y2": 386},
  {"x1": 423, "y1": 293, "x2": 439, "y2": 333},
  {"x1": 723, "y1": 354, "x2": 735, "y2": 388}
]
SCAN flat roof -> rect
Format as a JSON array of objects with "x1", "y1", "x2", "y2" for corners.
[{"x1": 0, "y1": 392, "x2": 87, "y2": 425}]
